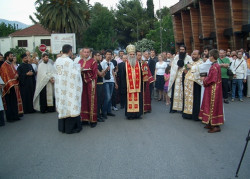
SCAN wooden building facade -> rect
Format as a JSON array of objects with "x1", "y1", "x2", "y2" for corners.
[{"x1": 170, "y1": 0, "x2": 250, "y2": 54}]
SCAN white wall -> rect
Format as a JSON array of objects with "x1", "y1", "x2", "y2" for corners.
[
  {"x1": 0, "y1": 37, "x2": 11, "y2": 54},
  {"x1": 11, "y1": 36, "x2": 51, "y2": 53},
  {"x1": 0, "y1": 35, "x2": 51, "y2": 54}
]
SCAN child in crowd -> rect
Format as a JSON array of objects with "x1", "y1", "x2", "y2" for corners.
[{"x1": 164, "y1": 66, "x2": 171, "y2": 105}]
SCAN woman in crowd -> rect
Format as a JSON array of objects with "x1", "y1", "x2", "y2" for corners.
[
  {"x1": 155, "y1": 54, "x2": 168, "y2": 101},
  {"x1": 13, "y1": 55, "x2": 19, "y2": 70}
]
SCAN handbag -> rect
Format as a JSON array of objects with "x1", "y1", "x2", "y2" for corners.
[
  {"x1": 227, "y1": 68, "x2": 234, "y2": 76},
  {"x1": 219, "y1": 58, "x2": 233, "y2": 77}
]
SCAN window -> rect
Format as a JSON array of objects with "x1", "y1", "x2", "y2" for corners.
[
  {"x1": 41, "y1": 39, "x2": 51, "y2": 46},
  {"x1": 18, "y1": 40, "x2": 28, "y2": 47}
]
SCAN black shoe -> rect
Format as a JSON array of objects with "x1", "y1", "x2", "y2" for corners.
[
  {"x1": 170, "y1": 110, "x2": 177, "y2": 113},
  {"x1": 82, "y1": 121, "x2": 89, "y2": 125},
  {"x1": 224, "y1": 99, "x2": 229, "y2": 104},
  {"x1": 97, "y1": 118, "x2": 104, "y2": 122},
  {"x1": 107, "y1": 113, "x2": 115, "y2": 116},
  {"x1": 102, "y1": 115, "x2": 107, "y2": 119},
  {"x1": 90, "y1": 122, "x2": 97, "y2": 128}
]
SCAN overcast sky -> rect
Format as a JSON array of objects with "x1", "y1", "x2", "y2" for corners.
[{"x1": 0, "y1": 0, "x2": 178, "y2": 25}]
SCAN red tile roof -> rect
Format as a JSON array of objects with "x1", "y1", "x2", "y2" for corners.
[{"x1": 10, "y1": 24, "x2": 51, "y2": 37}]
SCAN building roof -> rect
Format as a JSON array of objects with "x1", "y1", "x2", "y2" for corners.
[
  {"x1": 170, "y1": 0, "x2": 195, "y2": 14},
  {"x1": 10, "y1": 24, "x2": 51, "y2": 37}
]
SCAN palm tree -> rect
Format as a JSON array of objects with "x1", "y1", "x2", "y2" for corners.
[{"x1": 30, "y1": 0, "x2": 90, "y2": 33}]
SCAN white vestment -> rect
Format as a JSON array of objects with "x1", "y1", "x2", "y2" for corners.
[
  {"x1": 54, "y1": 55, "x2": 83, "y2": 119},
  {"x1": 33, "y1": 61, "x2": 56, "y2": 111},
  {"x1": 183, "y1": 60, "x2": 203, "y2": 114},
  {"x1": 168, "y1": 54, "x2": 193, "y2": 111},
  {"x1": 199, "y1": 59, "x2": 212, "y2": 106}
]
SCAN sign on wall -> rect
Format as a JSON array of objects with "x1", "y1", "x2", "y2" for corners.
[{"x1": 51, "y1": 33, "x2": 76, "y2": 54}]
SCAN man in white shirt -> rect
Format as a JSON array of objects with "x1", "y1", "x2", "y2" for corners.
[
  {"x1": 100, "y1": 50, "x2": 118, "y2": 119},
  {"x1": 230, "y1": 51, "x2": 247, "y2": 102}
]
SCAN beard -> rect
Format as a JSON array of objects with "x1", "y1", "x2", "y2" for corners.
[
  {"x1": 128, "y1": 56, "x2": 136, "y2": 67},
  {"x1": 179, "y1": 52, "x2": 186, "y2": 60}
]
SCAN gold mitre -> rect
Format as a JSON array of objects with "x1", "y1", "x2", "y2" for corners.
[{"x1": 126, "y1": 44, "x2": 136, "y2": 53}]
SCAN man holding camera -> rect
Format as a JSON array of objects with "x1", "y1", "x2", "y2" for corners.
[{"x1": 101, "y1": 50, "x2": 118, "y2": 119}]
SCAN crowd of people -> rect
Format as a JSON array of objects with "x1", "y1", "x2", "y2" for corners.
[{"x1": 0, "y1": 44, "x2": 249, "y2": 134}]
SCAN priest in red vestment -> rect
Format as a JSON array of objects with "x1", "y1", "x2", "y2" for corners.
[
  {"x1": 78, "y1": 48, "x2": 98, "y2": 128},
  {"x1": 136, "y1": 51, "x2": 154, "y2": 113},
  {"x1": 199, "y1": 49, "x2": 224, "y2": 133},
  {"x1": 0, "y1": 51, "x2": 23, "y2": 122},
  {"x1": 119, "y1": 45, "x2": 143, "y2": 119}
]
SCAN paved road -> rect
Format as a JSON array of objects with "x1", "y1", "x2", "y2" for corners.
[{"x1": 0, "y1": 98, "x2": 249, "y2": 179}]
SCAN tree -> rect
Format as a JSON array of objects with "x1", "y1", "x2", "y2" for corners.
[
  {"x1": 30, "y1": 0, "x2": 90, "y2": 33},
  {"x1": 114, "y1": 0, "x2": 150, "y2": 47},
  {"x1": 10, "y1": 46, "x2": 26, "y2": 63},
  {"x1": 146, "y1": 7, "x2": 175, "y2": 54},
  {"x1": 83, "y1": 3, "x2": 118, "y2": 50},
  {"x1": 0, "y1": 23, "x2": 17, "y2": 37},
  {"x1": 146, "y1": 0, "x2": 154, "y2": 18},
  {"x1": 146, "y1": 0, "x2": 155, "y2": 29}
]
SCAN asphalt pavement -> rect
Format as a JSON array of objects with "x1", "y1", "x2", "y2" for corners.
[{"x1": 0, "y1": 98, "x2": 249, "y2": 179}]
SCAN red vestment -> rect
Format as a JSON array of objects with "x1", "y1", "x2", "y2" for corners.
[
  {"x1": 199, "y1": 63, "x2": 224, "y2": 126},
  {"x1": 126, "y1": 61, "x2": 141, "y2": 112},
  {"x1": 0, "y1": 61, "x2": 23, "y2": 114},
  {"x1": 141, "y1": 61, "x2": 154, "y2": 113},
  {"x1": 79, "y1": 58, "x2": 98, "y2": 123}
]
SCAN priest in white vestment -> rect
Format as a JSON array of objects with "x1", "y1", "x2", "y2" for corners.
[
  {"x1": 54, "y1": 44, "x2": 83, "y2": 134},
  {"x1": 33, "y1": 53, "x2": 56, "y2": 113},
  {"x1": 168, "y1": 45, "x2": 192, "y2": 113}
]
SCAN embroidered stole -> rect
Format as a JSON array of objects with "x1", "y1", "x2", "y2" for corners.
[{"x1": 126, "y1": 61, "x2": 141, "y2": 112}]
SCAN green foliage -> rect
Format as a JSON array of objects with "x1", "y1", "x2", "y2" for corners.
[
  {"x1": 28, "y1": 0, "x2": 175, "y2": 53},
  {"x1": 10, "y1": 46, "x2": 26, "y2": 63},
  {"x1": 83, "y1": 3, "x2": 118, "y2": 50},
  {"x1": 134, "y1": 38, "x2": 155, "y2": 52},
  {"x1": 146, "y1": 0, "x2": 154, "y2": 18},
  {"x1": 30, "y1": 0, "x2": 90, "y2": 33},
  {"x1": 146, "y1": 0, "x2": 155, "y2": 29},
  {"x1": 0, "y1": 22, "x2": 17, "y2": 37},
  {"x1": 146, "y1": 7, "x2": 175, "y2": 54},
  {"x1": 115, "y1": 0, "x2": 150, "y2": 47}
]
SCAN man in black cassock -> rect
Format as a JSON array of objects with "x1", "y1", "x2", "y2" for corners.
[
  {"x1": 17, "y1": 53, "x2": 36, "y2": 114},
  {"x1": 117, "y1": 55, "x2": 128, "y2": 109},
  {"x1": 119, "y1": 45, "x2": 143, "y2": 119}
]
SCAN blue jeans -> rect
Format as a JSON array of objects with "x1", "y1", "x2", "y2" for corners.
[
  {"x1": 102, "y1": 82, "x2": 114, "y2": 115},
  {"x1": 232, "y1": 79, "x2": 243, "y2": 99}
]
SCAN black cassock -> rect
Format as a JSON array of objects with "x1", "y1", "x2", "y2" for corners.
[
  {"x1": 39, "y1": 86, "x2": 55, "y2": 113},
  {"x1": 17, "y1": 63, "x2": 36, "y2": 114},
  {"x1": 182, "y1": 82, "x2": 201, "y2": 121},
  {"x1": 119, "y1": 62, "x2": 143, "y2": 119}
]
